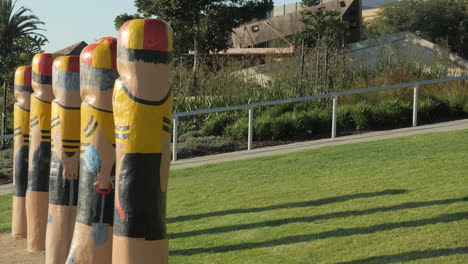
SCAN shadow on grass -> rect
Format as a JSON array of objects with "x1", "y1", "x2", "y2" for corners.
[
  {"x1": 336, "y1": 247, "x2": 468, "y2": 264},
  {"x1": 167, "y1": 189, "x2": 408, "y2": 223},
  {"x1": 169, "y1": 197, "x2": 467, "y2": 239},
  {"x1": 170, "y1": 211, "x2": 468, "y2": 256}
]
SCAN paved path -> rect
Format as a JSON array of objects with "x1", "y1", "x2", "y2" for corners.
[
  {"x1": 171, "y1": 119, "x2": 468, "y2": 169},
  {"x1": 0, "y1": 184, "x2": 12, "y2": 195},
  {"x1": 1, "y1": 119, "x2": 467, "y2": 195}
]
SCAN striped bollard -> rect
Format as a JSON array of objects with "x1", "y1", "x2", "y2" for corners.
[
  {"x1": 112, "y1": 19, "x2": 173, "y2": 264},
  {"x1": 45, "y1": 56, "x2": 81, "y2": 264},
  {"x1": 67, "y1": 37, "x2": 118, "y2": 264},
  {"x1": 26, "y1": 53, "x2": 57, "y2": 252},
  {"x1": 11, "y1": 66, "x2": 33, "y2": 238}
]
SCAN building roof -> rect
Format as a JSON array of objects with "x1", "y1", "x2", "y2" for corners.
[{"x1": 54, "y1": 41, "x2": 88, "y2": 56}]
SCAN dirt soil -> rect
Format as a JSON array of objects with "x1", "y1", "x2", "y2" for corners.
[{"x1": 0, "y1": 233, "x2": 44, "y2": 264}]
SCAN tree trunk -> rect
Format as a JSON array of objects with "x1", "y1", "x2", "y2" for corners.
[
  {"x1": 193, "y1": 37, "x2": 201, "y2": 72},
  {"x1": 325, "y1": 48, "x2": 330, "y2": 93},
  {"x1": 300, "y1": 39, "x2": 305, "y2": 78},
  {"x1": 2, "y1": 82, "x2": 7, "y2": 149}
]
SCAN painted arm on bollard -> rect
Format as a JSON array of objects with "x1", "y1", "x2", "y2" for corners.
[
  {"x1": 91, "y1": 129, "x2": 114, "y2": 190},
  {"x1": 51, "y1": 121, "x2": 80, "y2": 180}
]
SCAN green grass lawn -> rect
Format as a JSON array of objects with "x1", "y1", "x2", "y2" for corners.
[
  {"x1": 0, "y1": 194, "x2": 12, "y2": 233},
  {"x1": 1, "y1": 130, "x2": 467, "y2": 263}
]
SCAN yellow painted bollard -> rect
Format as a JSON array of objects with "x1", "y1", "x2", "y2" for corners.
[
  {"x1": 11, "y1": 66, "x2": 33, "y2": 238},
  {"x1": 67, "y1": 37, "x2": 118, "y2": 264},
  {"x1": 112, "y1": 19, "x2": 173, "y2": 264},
  {"x1": 45, "y1": 56, "x2": 81, "y2": 264},
  {"x1": 26, "y1": 53, "x2": 58, "y2": 252}
]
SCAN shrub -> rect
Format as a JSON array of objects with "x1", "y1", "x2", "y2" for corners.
[
  {"x1": 349, "y1": 102, "x2": 373, "y2": 131},
  {"x1": 371, "y1": 99, "x2": 412, "y2": 128},
  {"x1": 201, "y1": 113, "x2": 238, "y2": 136},
  {"x1": 178, "y1": 130, "x2": 203, "y2": 142},
  {"x1": 258, "y1": 112, "x2": 296, "y2": 140},
  {"x1": 417, "y1": 97, "x2": 450, "y2": 123},
  {"x1": 337, "y1": 104, "x2": 354, "y2": 132},
  {"x1": 224, "y1": 117, "x2": 249, "y2": 140}
]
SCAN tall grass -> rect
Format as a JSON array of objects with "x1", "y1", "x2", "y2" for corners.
[{"x1": 172, "y1": 46, "x2": 467, "y2": 138}]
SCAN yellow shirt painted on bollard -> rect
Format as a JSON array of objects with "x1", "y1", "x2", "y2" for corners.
[
  {"x1": 30, "y1": 96, "x2": 51, "y2": 142},
  {"x1": 80, "y1": 103, "x2": 115, "y2": 154},
  {"x1": 14, "y1": 104, "x2": 30, "y2": 147},
  {"x1": 113, "y1": 81, "x2": 173, "y2": 153},
  {"x1": 51, "y1": 103, "x2": 80, "y2": 153}
]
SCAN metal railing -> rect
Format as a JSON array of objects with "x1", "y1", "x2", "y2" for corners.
[
  {"x1": 172, "y1": 75, "x2": 468, "y2": 160},
  {"x1": 1, "y1": 75, "x2": 467, "y2": 160}
]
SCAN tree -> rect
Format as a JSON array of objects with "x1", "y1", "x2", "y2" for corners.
[
  {"x1": 0, "y1": 0, "x2": 46, "y2": 139},
  {"x1": 296, "y1": 2, "x2": 348, "y2": 49},
  {"x1": 365, "y1": 0, "x2": 467, "y2": 57},
  {"x1": 0, "y1": 0, "x2": 47, "y2": 85},
  {"x1": 295, "y1": 1, "x2": 348, "y2": 94},
  {"x1": 0, "y1": 0, "x2": 46, "y2": 57},
  {"x1": 116, "y1": 0, "x2": 273, "y2": 68},
  {"x1": 302, "y1": 0, "x2": 321, "y2": 6},
  {"x1": 114, "y1": 13, "x2": 142, "y2": 31}
]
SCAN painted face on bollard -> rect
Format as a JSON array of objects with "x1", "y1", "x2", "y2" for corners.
[
  {"x1": 14, "y1": 66, "x2": 33, "y2": 109},
  {"x1": 52, "y1": 56, "x2": 81, "y2": 108},
  {"x1": 80, "y1": 37, "x2": 118, "y2": 111},
  {"x1": 32, "y1": 53, "x2": 57, "y2": 102},
  {"x1": 117, "y1": 19, "x2": 173, "y2": 102}
]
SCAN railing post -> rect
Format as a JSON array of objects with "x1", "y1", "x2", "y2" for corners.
[
  {"x1": 248, "y1": 107, "x2": 254, "y2": 150},
  {"x1": 172, "y1": 117, "x2": 178, "y2": 161},
  {"x1": 413, "y1": 85, "x2": 419, "y2": 127},
  {"x1": 331, "y1": 96, "x2": 338, "y2": 139}
]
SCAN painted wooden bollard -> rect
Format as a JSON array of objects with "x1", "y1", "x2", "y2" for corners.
[
  {"x1": 66, "y1": 37, "x2": 118, "y2": 264},
  {"x1": 45, "y1": 56, "x2": 81, "y2": 264},
  {"x1": 112, "y1": 19, "x2": 173, "y2": 264},
  {"x1": 26, "y1": 53, "x2": 57, "y2": 252},
  {"x1": 11, "y1": 66, "x2": 33, "y2": 238}
]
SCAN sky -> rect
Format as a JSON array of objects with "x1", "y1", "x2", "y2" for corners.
[{"x1": 16, "y1": 0, "x2": 298, "y2": 52}]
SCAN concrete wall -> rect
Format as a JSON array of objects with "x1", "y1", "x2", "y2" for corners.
[
  {"x1": 271, "y1": 0, "x2": 396, "y2": 17},
  {"x1": 232, "y1": 0, "x2": 360, "y2": 48},
  {"x1": 347, "y1": 31, "x2": 468, "y2": 76},
  {"x1": 235, "y1": 31, "x2": 468, "y2": 86}
]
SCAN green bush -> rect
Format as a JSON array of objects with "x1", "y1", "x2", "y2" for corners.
[
  {"x1": 197, "y1": 93, "x2": 466, "y2": 143},
  {"x1": 307, "y1": 108, "x2": 332, "y2": 134},
  {"x1": 349, "y1": 102, "x2": 373, "y2": 131},
  {"x1": 370, "y1": 99, "x2": 412, "y2": 128},
  {"x1": 178, "y1": 130, "x2": 202, "y2": 142},
  {"x1": 0, "y1": 149, "x2": 12, "y2": 183},
  {"x1": 201, "y1": 113, "x2": 238, "y2": 136},
  {"x1": 224, "y1": 117, "x2": 249, "y2": 140},
  {"x1": 418, "y1": 97, "x2": 449, "y2": 123},
  {"x1": 337, "y1": 104, "x2": 354, "y2": 132},
  {"x1": 255, "y1": 112, "x2": 296, "y2": 140}
]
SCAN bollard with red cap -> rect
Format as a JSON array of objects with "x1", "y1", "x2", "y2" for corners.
[
  {"x1": 26, "y1": 53, "x2": 58, "y2": 252},
  {"x1": 66, "y1": 37, "x2": 118, "y2": 264},
  {"x1": 112, "y1": 19, "x2": 173, "y2": 264},
  {"x1": 11, "y1": 66, "x2": 33, "y2": 238},
  {"x1": 45, "y1": 55, "x2": 81, "y2": 264}
]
